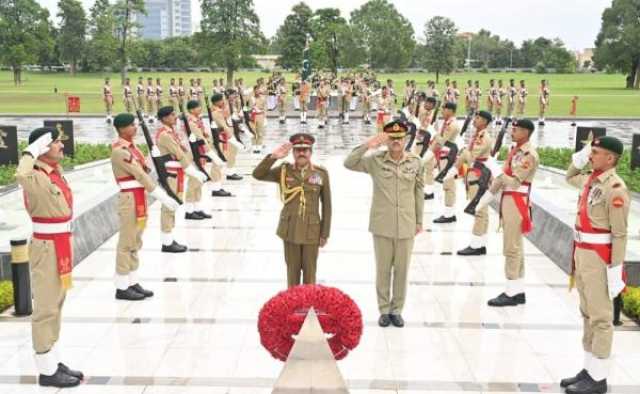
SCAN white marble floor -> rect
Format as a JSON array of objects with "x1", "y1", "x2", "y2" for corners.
[{"x1": 1, "y1": 122, "x2": 639, "y2": 393}]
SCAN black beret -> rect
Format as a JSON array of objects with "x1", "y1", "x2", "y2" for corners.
[
  {"x1": 425, "y1": 97, "x2": 437, "y2": 104},
  {"x1": 186, "y1": 100, "x2": 200, "y2": 110},
  {"x1": 157, "y1": 106, "x2": 175, "y2": 119},
  {"x1": 211, "y1": 93, "x2": 224, "y2": 104},
  {"x1": 477, "y1": 110, "x2": 492, "y2": 123},
  {"x1": 443, "y1": 102, "x2": 457, "y2": 111},
  {"x1": 593, "y1": 136, "x2": 623, "y2": 156},
  {"x1": 28, "y1": 127, "x2": 59, "y2": 145},
  {"x1": 514, "y1": 118, "x2": 535, "y2": 132},
  {"x1": 113, "y1": 113, "x2": 135, "y2": 129}
]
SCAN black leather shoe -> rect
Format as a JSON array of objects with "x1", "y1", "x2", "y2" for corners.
[
  {"x1": 161, "y1": 241, "x2": 188, "y2": 253},
  {"x1": 566, "y1": 374, "x2": 607, "y2": 394},
  {"x1": 58, "y1": 362, "x2": 84, "y2": 380},
  {"x1": 211, "y1": 189, "x2": 233, "y2": 197},
  {"x1": 318, "y1": 124, "x2": 324, "y2": 129},
  {"x1": 196, "y1": 210, "x2": 212, "y2": 219},
  {"x1": 129, "y1": 283, "x2": 154, "y2": 298},
  {"x1": 39, "y1": 365, "x2": 81, "y2": 388},
  {"x1": 389, "y1": 314, "x2": 405, "y2": 328},
  {"x1": 561, "y1": 369, "x2": 589, "y2": 388},
  {"x1": 513, "y1": 293, "x2": 526, "y2": 304},
  {"x1": 488, "y1": 292, "x2": 522, "y2": 307},
  {"x1": 424, "y1": 193, "x2": 434, "y2": 200},
  {"x1": 378, "y1": 314, "x2": 391, "y2": 327},
  {"x1": 279, "y1": 119, "x2": 285, "y2": 124},
  {"x1": 433, "y1": 215, "x2": 456, "y2": 224},
  {"x1": 226, "y1": 173, "x2": 243, "y2": 181},
  {"x1": 115, "y1": 287, "x2": 145, "y2": 301},
  {"x1": 457, "y1": 246, "x2": 487, "y2": 256},
  {"x1": 185, "y1": 211, "x2": 205, "y2": 220}
]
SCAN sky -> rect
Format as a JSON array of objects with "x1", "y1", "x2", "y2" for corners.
[{"x1": 37, "y1": 0, "x2": 612, "y2": 50}]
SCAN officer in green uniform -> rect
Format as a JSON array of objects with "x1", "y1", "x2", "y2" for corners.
[
  {"x1": 252, "y1": 133, "x2": 332, "y2": 288},
  {"x1": 344, "y1": 121, "x2": 425, "y2": 328}
]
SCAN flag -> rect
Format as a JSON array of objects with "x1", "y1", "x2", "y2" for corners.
[{"x1": 302, "y1": 36, "x2": 311, "y2": 82}]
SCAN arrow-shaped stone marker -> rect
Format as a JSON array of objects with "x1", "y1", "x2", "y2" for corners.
[{"x1": 272, "y1": 307, "x2": 349, "y2": 394}]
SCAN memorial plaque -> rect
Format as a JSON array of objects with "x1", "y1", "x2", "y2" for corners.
[
  {"x1": 575, "y1": 126, "x2": 606, "y2": 152},
  {"x1": 0, "y1": 126, "x2": 19, "y2": 166},
  {"x1": 43, "y1": 120, "x2": 74, "y2": 158},
  {"x1": 631, "y1": 134, "x2": 640, "y2": 171}
]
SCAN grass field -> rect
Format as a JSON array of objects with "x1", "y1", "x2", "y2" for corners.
[{"x1": 1, "y1": 71, "x2": 639, "y2": 117}]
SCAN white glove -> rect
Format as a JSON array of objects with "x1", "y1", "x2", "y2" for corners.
[
  {"x1": 443, "y1": 167, "x2": 457, "y2": 182},
  {"x1": 607, "y1": 264, "x2": 625, "y2": 300},
  {"x1": 184, "y1": 164, "x2": 208, "y2": 184},
  {"x1": 150, "y1": 187, "x2": 180, "y2": 211},
  {"x1": 206, "y1": 150, "x2": 227, "y2": 167},
  {"x1": 151, "y1": 146, "x2": 161, "y2": 158},
  {"x1": 426, "y1": 124, "x2": 436, "y2": 135},
  {"x1": 485, "y1": 157, "x2": 503, "y2": 178},
  {"x1": 475, "y1": 191, "x2": 496, "y2": 211},
  {"x1": 188, "y1": 133, "x2": 197, "y2": 143},
  {"x1": 226, "y1": 118, "x2": 233, "y2": 127},
  {"x1": 422, "y1": 149, "x2": 434, "y2": 162},
  {"x1": 232, "y1": 114, "x2": 241, "y2": 122},
  {"x1": 229, "y1": 138, "x2": 244, "y2": 151},
  {"x1": 25, "y1": 133, "x2": 53, "y2": 158},
  {"x1": 572, "y1": 143, "x2": 592, "y2": 169}
]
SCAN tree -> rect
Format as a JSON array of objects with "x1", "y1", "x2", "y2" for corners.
[
  {"x1": 350, "y1": 0, "x2": 415, "y2": 70},
  {"x1": 593, "y1": 0, "x2": 640, "y2": 88},
  {"x1": 113, "y1": 0, "x2": 145, "y2": 83},
  {"x1": 273, "y1": 2, "x2": 313, "y2": 69},
  {"x1": 0, "y1": 0, "x2": 53, "y2": 85},
  {"x1": 200, "y1": 0, "x2": 263, "y2": 86},
  {"x1": 85, "y1": 0, "x2": 118, "y2": 72},
  {"x1": 422, "y1": 16, "x2": 458, "y2": 82},
  {"x1": 57, "y1": 0, "x2": 87, "y2": 75},
  {"x1": 308, "y1": 8, "x2": 347, "y2": 73}
]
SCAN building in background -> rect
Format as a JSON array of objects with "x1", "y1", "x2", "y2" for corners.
[
  {"x1": 575, "y1": 48, "x2": 595, "y2": 71},
  {"x1": 136, "y1": 0, "x2": 192, "y2": 40}
]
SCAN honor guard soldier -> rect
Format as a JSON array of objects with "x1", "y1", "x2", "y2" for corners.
[
  {"x1": 189, "y1": 79, "x2": 197, "y2": 101},
  {"x1": 123, "y1": 78, "x2": 134, "y2": 113},
  {"x1": 276, "y1": 78, "x2": 288, "y2": 124},
  {"x1": 169, "y1": 78, "x2": 179, "y2": 109},
  {"x1": 299, "y1": 79, "x2": 311, "y2": 124},
  {"x1": 17, "y1": 127, "x2": 84, "y2": 387},
  {"x1": 155, "y1": 106, "x2": 208, "y2": 252},
  {"x1": 184, "y1": 100, "x2": 215, "y2": 219},
  {"x1": 155, "y1": 78, "x2": 164, "y2": 108},
  {"x1": 562, "y1": 137, "x2": 629, "y2": 394},
  {"x1": 376, "y1": 86, "x2": 392, "y2": 132},
  {"x1": 146, "y1": 77, "x2": 157, "y2": 122},
  {"x1": 538, "y1": 79, "x2": 550, "y2": 125},
  {"x1": 344, "y1": 121, "x2": 424, "y2": 328},
  {"x1": 360, "y1": 79, "x2": 372, "y2": 125},
  {"x1": 340, "y1": 78, "x2": 353, "y2": 124},
  {"x1": 136, "y1": 77, "x2": 146, "y2": 116},
  {"x1": 507, "y1": 79, "x2": 517, "y2": 119},
  {"x1": 178, "y1": 77, "x2": 186, "y2": 107},
  {"x1": 496, "y1": 80, "x2": 505, "y2": 125},
  {"x1": 110, "y1": 113, "x2": 179, "y2": 300},
  {"x1": 464, "y1": 80, "x2": 473, "y2": 113},
  {"x1": 443, "y1": 111, "x2": 494, "y2": 255},
  {"x1": 476, "y1": 119, "x2": 539, "y2": 306},
  {"x1": 103, "y1": 77, "x2": 114, "y2": 123},
  {"x1": 487, "y1": 79, "x2": 498, "y2": 119},
  {"x1": 517, "y1": 80, "x2": 528, "y2": 115},
  {"x1": 196, "y1": 78, "x2": 205, "y2": 106},
  {"x1": 209, "y1": 93, "x2": 241, "y2": 197},
  {"x1": 253, "y1": 133, "x2": 332, "y2": 288},
  {"x1": 317, "y1": 79, "x2": 331, "y2": 129},
  {"x1": 249, "y1": 85, "x2": 267, "y2": 153}
]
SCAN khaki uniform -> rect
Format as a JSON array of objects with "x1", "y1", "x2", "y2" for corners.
[
  {"x1": 146, "y1": 85, "x2": 157, "y2": 116},
  {"x1": 276, "y1": 84, "x2": 287, "y2": 118},
  {"x1": 178, "y1": 85, "x2": 186, "y2": 107},
  {"x1": 507, "y1": 86, "x2": 517, "y2": 117},
  {"x1": 517, "y1": 87, "x2": 527, "y2": 115},
  {"x1": 136, "y1": 83, "x2": 145, "y2": 113},
  {"x1": 376, "y1": 95, "x2": 392, "y2": 132},
  {"x1": 340, "y1": 83, "x2": 353, "y2": 114},
  {"x1": 539, "y1": 86, "x2": 550, "y2": 118},
  {"x1": 123, "y1": 86, "x2": 133, "y2": 112},
  {"x1": 300, "y1": 82, "x2": 310, "y2": 112},
  {"x1": 156, "y1": 85, "x2": 163, "y2": 108},
  {"x1": 110, "y1": 138, "x2": 156, "y2": 276},
  {"x1": 103, "y1": 84, "x2": 113, "y2": 115},
  {"x1": 169, "y1": 85, "x2": 179, "y2": 109},
  {"x1": 186, "y1": 113, "x2": 212, "y2": 204},
  {"x1": 489, "y1": 141, "x2": 539, "y2": 280},
  {"x1": 344, "y1": 145, "x2": 425, "y2": 314},
  {"x1": 455, "y1": 128, "x2": 493, "y2": 236},
  {"x1": 250, "y1": 94, "x2": 267, "y2": 146},
  {"x1": 253, "y1": 156, "x2": 332, "y2": 287},
  {"x1": 317, "y1": 84, "x2": 330, "y2": 122},
  {"x1": 566, "y1": 165, "x2": 630, "y2": 358},
  {"x1": 360, "y1": 85, "x2": 371, "y2": 117},
  {"x1": 15, "y1": 155, "x2": 72, "y2": 354},
  {"x1": 155, "y1": 124, "x2": 192, "y2": 233},
  {"x1": 210, "y1": 105, "x2": 238, "y2": 182},
  {"x1": 430, "y1": 117, "x2": 460, "y2": 207}
]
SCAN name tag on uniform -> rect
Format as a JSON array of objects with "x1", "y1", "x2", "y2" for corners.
[{"x1": 308, "y1": 173, "x2": 322, "y2": 186}]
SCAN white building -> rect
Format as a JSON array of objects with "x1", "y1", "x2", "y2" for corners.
[{"x1": 137, "y1": 0, "x2": 192, "y2": 40}]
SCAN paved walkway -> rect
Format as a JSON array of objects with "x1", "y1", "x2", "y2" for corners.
[{"x1": 0, "y1": 122, "x2": 639, "y2": 393}]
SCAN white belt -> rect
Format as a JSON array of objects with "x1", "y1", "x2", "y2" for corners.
[
  {"x1": 165, "y1": 161, "x2": 181, "y2": 169},
  {"x1": 574, "y1": 231, "x2": 611, "y2": 244},
  {"x1": 504, "y1": 185, "x2": 530, "y2": 194},
  {"x1": 33, "y1": 221, "x2": 72, "y2": 234},
  {"x1": 118, "y1": 179, "x2": 144, "y2": 190}
]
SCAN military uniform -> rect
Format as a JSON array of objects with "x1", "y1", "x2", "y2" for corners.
[
  {"x1": 169, "y1": 83, "x2": 179, "y2": 109},
  {"x1": 429, "y1": 110, "x2": 460, "y2": 221},
  {"x1": 178, "y1": 82, "x2": 186, "y2": 107},
  {"x1": 344, "y1": 122, "x2": 425, "y2": 326},
  {"x1": 507, "y1": 82, "x2": 517, "y2": 118},
  {"x1": 317, "y1": 82, "x2": 330, "y2": 128},
  {"x1": 340, "y1": 81, "x2": 353, "y2": 124},
  {"x1": 252, "y1": 133, "x2": 332, "y2": 287},
  {"x1": 155, "y1": 81, "x2": 163, "y2": 108},
  {"x1": 103, "y1": 81, "x2": 113, "y2": 120},
  {"x1": 250, "y1": 91, "x2": 267, "y2": 151},
  {"x1": 209, "y1": 97, "x2": 238, "y2": 195},
  {"x1": 123, "y1": 83, "x2": 133, "y2": 113},
  {"x1": 538, "y1": 82, "x2": 550, "y2": 125},
  {"x1": 146, "y1": 81, "x2": 157, "y2": 118},
  {"x1": 562, "y1": 137, "x2": 629, "y2": 394},
  {"x1": 517, "y1": 83, "x2": 527, "y2": 115},
  {"x1": 277, "y1": 82, "x2": 287, "y2": 123},
  {"x1": 299, "y1": 81, "x2": 311, "y2": 123},
  {"x1": 185, "y1": 109, "x2": 212, "y2": 216},
  {"x1": 360, "y1": 82, "x2": 372, "y2": 124},
  {"x1": 136, "y1": 80, "x2": 146, "y2": 114},
  {"x1": 376, "y1": 93, "x2": 392, "y2": 132}
]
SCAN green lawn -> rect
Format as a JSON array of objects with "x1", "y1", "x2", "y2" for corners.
[{"x1": 1, "y1": 71, "x2": 639, "y2": 117}]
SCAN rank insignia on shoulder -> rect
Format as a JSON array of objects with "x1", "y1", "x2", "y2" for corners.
[
  {"x1": 124, "y1": 154, "x2": 133, "y2": 164},
  {"x1": 612, "y1": 196, "x2": 625, "y2": 208}
]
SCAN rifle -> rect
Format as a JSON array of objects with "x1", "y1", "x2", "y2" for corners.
[
  {"x1": 224, "y1": 89, "x2": 246, "y2": 148},
  {"x1": 203, "y1": 99, "x2": 228, "y2": 163},
  {"x1": 133, "y1": 104, "x2": 183, "y2": 204},
  {"x1": 178, "y1": 103, "x2": 211, "y2": 182},
  {"x1": 237, "y1": 87, "x2": 257, "y2": 137},
  {"x1": 459, "y1": 110, "x2": 475, "y2": 137},
  {"x1": 434, "y1": 141, "x2": 459, "y2": 183},
  {"x1": 490, "y1": 117, "x2": 513, "y2": 157},
  {"x1": 463, "y1": 161, "x2": 492, "y2": 215},
  {"x1": 418, "y1": 100, "x2": 440, "y2": 158}
]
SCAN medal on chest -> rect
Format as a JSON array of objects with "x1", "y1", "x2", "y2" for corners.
[
  {"x1": 308, "y1": 172, "x2": 322, "y2": 186},
  {"x1": 588, "y1": 186, "x2": 603, "y2": 205}
]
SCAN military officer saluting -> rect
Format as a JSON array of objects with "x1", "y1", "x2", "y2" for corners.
[
  {"x1": 476, "y1": 119, "x2": 539, "y2": 306},
  {"x1": 561, "y1": 137, "x2": 629, "y2": 394},
  {"x1": 110, "y1": 113, "x2": 179, "y2": 300},
  {"x1": 344, "y1": 121, "x2": 425, "y2": 328},
  {"x1": 252, "y1": 133, "x2": 332, "y2": 288},
  {"x1": 155, "y1": 106, "x2": 208, "y2": 252},
  {"x1": 16, "y1": 127, "x2": 84, "y2": 387}
]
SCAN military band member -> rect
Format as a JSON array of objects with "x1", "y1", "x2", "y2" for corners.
[
  {"x1": 476, "y1": 119, "x2": 539, "y2": 306},
  {"x1": 123, "y1": 78, "x2": 134, "y2": 113},
  {"x1": 253, "y1": 133, "x2": 332, "y2": 288},
  {"x1": 561, "y1": 136, "x2": 629, "y2": 394},
  {"x1": 178, "y1": 77, "x2": 186, "y2": 107},
  {"x1": 344, "y1": 121, "x2": 425, "y2": 328},
  {"x1": 145, "y1": 77, "x2": 157, "y2": 121},
  {"x1": 277, "y1": 78, "x2": 287, "y2": 124},
  {"x1": 17, "y1": 127, "x2": 83, "y2": 387},
  {"x1": 136, "y1": 77, "x2": 146, "y2": 115},
  {"x1": 299, "y1": 79, "x2": 311, "y2": 124},
  {"x1": 155, "y1": 106, "x2": 208, "y2": 252},
  {"x1": 444, "y1": 111, "x2": 494, "y2": 255},
  {"x1": 169, "y1": 78, "x2": 179, "y2": 109},
  {"x1": 155, "y1": 78, "x2": 163, "y2": 108},
  {"x1": 517, "y1": 80, "x2": 528, "y2": 115},
  {"x1": 317, "y1": 79, "x2": 330, "y2": 129},
  {"x1": 340, "y1": 79, "x2": 353, "y2": 124},
  {"x1": 110, "y1": 113, "x2": 179, "y2": 301},
  {"x1": 538, "y1": 79, "x2": 550, "y2": 125}
]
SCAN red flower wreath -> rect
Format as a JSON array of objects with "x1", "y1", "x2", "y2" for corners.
[{"x1": 258, "y1": 284, "x2": 363, "y2": 361}]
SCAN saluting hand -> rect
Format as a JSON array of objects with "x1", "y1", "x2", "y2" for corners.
[
  {"x1": 366, "y1": 133, "x2": 388, "y2": 149},
  {"x1": 271, "y1": 143, "x2": 292, "y2": 159}
]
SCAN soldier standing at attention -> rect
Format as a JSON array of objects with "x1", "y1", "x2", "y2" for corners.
[
  {"x1": 344, "y1": 121, "x2": 424, "y2": 328},
  {"x1": 253, "y1": 133, "x2": 332, "y2": 288},
  {"x1": 103, "y1": 77, "x2": 114, "y2": 123},
  {"x1": 250, "y1": 85, "x2": 267, "y2": 153},
  {"x1": 169, "y1": 78, "x2": 179, "y2": 109},
  {"x1": 209, "y1": 93, "x2": 241, "y2": 197},
  {"x1": 145, "y1": 77, "x2": 157, "y2": 122},
  {"x1": 155, "y1": 106, "x2": 208, "y2": 252},
  {"x1": 277, "y1": 78, "x2": 288, "y2": 125},
  {"x1": 376, "y1": 86, "x2": 392, "y2": 133},
  {"x1": 110, "y1": 113, "x2": 179, "y2": 300},
  {"x1": 17, "y1": 127, "x2": 84, "y2": 387},
  {"x1": 517, "y1": 80, "x2": 528, "y2": 115},
  {"x1": 341, "y1": 78, "x2": 354, "y2": 125},
  {"x1": 361, "y1": 79, "x2": 372, "y2": 125},
  {"x1": 123, "y1": 77, "x2": 133, "y2": 113},
  {"x1": 299, "y1": 79, "x2": 311, "y2": 124},
  {"x1": 475, "y1": 119, "x2": 539, "y2": 307},
  {"x1": 464, "y1": 80, "x2": 473, "y2": 113},
  {"x1": 317, "y1": 79, "x2": 330, "y2": 129},
  {"x1": 178, "y1": 77, "x2": 186, "y2": 107},
  {"x1": 561, "y1": 137, "x2": 629, "y2": 394},
  {"x1": 136, "y1": 77, "x2": 146, "y2": 116},
  {"x1": 155, "y1": 78, "x2": 164, "y2": 108},
  {"x1": 196, "y1": 78, "x2": 205, "y2": 106},
  {"x1": 538, "y1": 79, "x2": 550, "y2": 125},
  {"x1": 495, "y1": 80, "x2": 505, "y2": 125},
  {"x1": 507, "y1": 79, "x2": 517, "y2": 119}
]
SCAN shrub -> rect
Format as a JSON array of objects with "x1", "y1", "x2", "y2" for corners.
[{"x1": 623, "y1": 286, "x2": 640, "y2": 321}]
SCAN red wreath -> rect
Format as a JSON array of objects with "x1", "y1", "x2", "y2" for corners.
[{"x1": 258, "y1": 285, "x2": 363, "y2": 361}]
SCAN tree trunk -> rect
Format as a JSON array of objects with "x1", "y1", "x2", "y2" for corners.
[
  {"x1": 120, "y1": 0, "x2": 130, "y2": 85},
  {"x1": 435, "y1": 70, "x2": 439, "y2": 84},
  {"x1": 12, "y1": 66, "x2": 21, "y2": 86},
  {"x1": 634, "y1": 59, "x2": 640, "y2": 89},
  {"x1": 226, "y1": 67, "x2": 234, "y2": 88},
  {"x1": 70, "y1": 61, "x2": 76, "y2": 76}
]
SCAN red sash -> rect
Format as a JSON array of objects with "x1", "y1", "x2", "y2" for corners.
[
  {"x1": 500, "y1": 146, "x2": 533, "y2": 233},
  {"x1": 116, "y1": 175, "x2": 147, "y2": 226}
]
